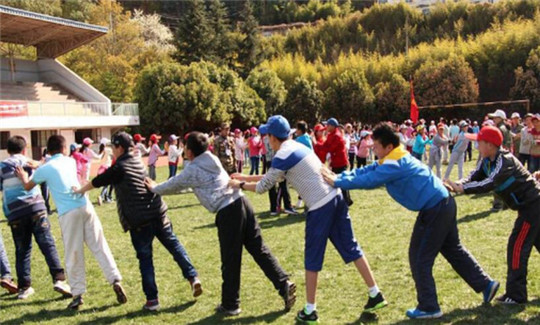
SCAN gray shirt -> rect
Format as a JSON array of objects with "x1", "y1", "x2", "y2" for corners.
[{"x1": 151, "y1": 151, "x2": 243, "y2": 213}]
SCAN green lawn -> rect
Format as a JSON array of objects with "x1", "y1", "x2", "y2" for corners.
[{"x1": 0, "y1": 156, "x2": 539, "y2": 324}]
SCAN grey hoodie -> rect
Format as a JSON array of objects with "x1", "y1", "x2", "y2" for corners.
[{"x1": 151, "y1": 151, "x2": 243, "y2": 213}]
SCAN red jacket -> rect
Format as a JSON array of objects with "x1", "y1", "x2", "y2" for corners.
[
  {"x1": 322, "y1": 129, "x2": 348, "y2": 168},
  {"x1": 314, "y1": 137, "x2": 326, "y2": 163}
]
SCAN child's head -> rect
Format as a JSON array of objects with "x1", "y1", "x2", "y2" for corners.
[
  {"x1": 185, "y1": 132, "x2": 208, "y2": 161},
  {"x1": 372, "y1": 123, "x2": 400, "y2": 159},
  {"x1": 7, "y1": 136, "x2": 26, "y2": 155},
  {"x1": 296, "y1": 120, "x2": 308, "y2": 136},
  {"x1": 47, "y1": 135, "x2": 67, "y2": 156},
  {"x1": 465, "y1": 126, "x2": 502, "y2": 159}
]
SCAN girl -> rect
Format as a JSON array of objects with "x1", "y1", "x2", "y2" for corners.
[
  {"x1": 234, "y1": 129, "x2": 246, "y2": 173},
  {"x1": 80, "y1": 137, "x2": 101, "y2": 184},
  {"x1": 97, "y1": 138, "x2": 114, "y2": 205},
  {"x1": 248, "y1": 127, "x2": 263, "y2": 175},
  {"x1": 356, "y1": 131, "x2": 373, "y2": 168},
  {"x1": 70, "y1": 143, "x2": 88, "y2": 185}
]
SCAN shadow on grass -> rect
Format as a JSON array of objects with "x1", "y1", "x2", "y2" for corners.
[
  {"x1": 188, "y1": 308, "x2": 287, "y2": 324},
  {"x1": 76, "y1": 300, "x2": 197, "y2": 324},
  {"x1": 388, "y1": 302, "x2": 535, "y2": 325},
  {"x1": 2, "y1": 303, "x2": 117, "y2": 325},
  {"x1": 168, "y1": 203, "x2": 202, "y2": 210},
  {"x1": 193, "y1": 222, "x2": 215, "y2": 230},
  {"x1": 258, "y1": 213, "x2": 303, "y2": 229},
  {"x1": 458, "y1": 210, "x2": 493, "y2": 224},
  {"x1": 0, "y1": 295, "x2": 67, "y2": 308}
]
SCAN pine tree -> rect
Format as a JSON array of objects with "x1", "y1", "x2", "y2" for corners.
[
  {"x1": 237, "y1": 0, "x2": 262, "y2": 77},
  {"x1": 173, "y1": 0, "x2": 212, "y2": 65},
  {"x1": 208, "y1": 0, "x2": 234, "y2": 66}
]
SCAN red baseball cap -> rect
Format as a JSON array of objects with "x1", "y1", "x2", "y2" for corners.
[
  {"x1": 465, "y1": 126, "x2": 502, "y2": 147},
  {"x1": 314, "y1": 124, "x2": 326, "y2": 132},
  {"x1": 133, "y1": 134, "x2": 145, "y2": 142},
  {"x1": 149, "y1": 134, "x2": 161, "y2": 142}
]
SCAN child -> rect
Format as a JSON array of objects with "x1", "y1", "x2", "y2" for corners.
[
  {"x1": 233, "y1": 129, "x2": 246, "y2": 173},
  {"x1": 0, "y1": 231, "x2": 17, "y2": 294},
  {"x1": 0, "y1": 136, "x2": 71, "y2": 299},
  {"x1": 356, "y1": 130, "x2": 373, "y2": 168},
  {"x1": 166, "y1": 134, "x2": 183, "y2": 179},
  {"x1": 248, "y1": 127, "x2": 263, "y2": 175},
  {"x1": 146, "y1": 132, "x2": 296, "y2": 316},
  {"x1": 444, "y1": 121, "x2": 470, "y2": 180},
  {"x1": 73, "y1": 132, "x2": 201, "y2": 311},
  {"x1": 230, "y1": 115, "x2": 387, "y2": 324},
  {"x1": 412, "y1": 125, "x2": 431, "y2": 161},
  {"x1": 133, "y1": 134, "x2": 150, "y2": 160},
  {"x1": 446, "y1": 125, "x2": 540, "y2": 305},
  {"x1": 428, "y1": 124, "x2": 449, "y2": 178},
  {"x1": 15, "y1": 135, "x2": 126, "y2": 310},
  {"x1": 148, "y1": 134, "x2": 165, "y2": 180},
  {"x1": 97, "y1": 138, "x2": 114, "y2": 205},
  {"x1": 80, "y1": 137, "x2": 101, "y2": 184},
  {"x1": 70, "y1": 143, "x2": 88, "y2": 185},
  {"x1": 322, "y1": 123, "x2": 499, "y2": 319}
]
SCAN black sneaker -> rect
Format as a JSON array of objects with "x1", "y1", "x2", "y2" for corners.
[
  {"x1": 215, "y1": 304, "x2": 241, "y2": 316},
  {"x1": 364, "y1": 292, "x2": 388, "y2": 312},
  {"x1": 296, "y1": 308, "x2": 319, "y2": 324},
  {"x1": 279, "y1": 281, "x2": 296, "y2": 311},
  {"x1": 67, "y1": 295, "x2": 84, "y2": 310},
  {"x1": 495, "y1": 294, "x2": 524, "y2": 305}
]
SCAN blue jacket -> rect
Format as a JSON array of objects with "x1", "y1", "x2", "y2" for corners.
[{"x1": 334, "y1": 145, "x2": 448, "y2": 211}]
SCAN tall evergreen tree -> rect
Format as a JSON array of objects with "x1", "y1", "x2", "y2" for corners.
[
  {"x1": 237, "y1": 0, "x2": 262, "y2": 77},
  {"x1": 208, "y1": 0, "x2": 234, "y2": 66},
  {"x1": 173, "y1": 0, "x2": 212, "y2": 65}
]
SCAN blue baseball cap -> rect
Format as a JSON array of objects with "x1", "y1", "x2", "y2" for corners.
[
  {"x1": 259, "y1": 115, "x2": 290, "y2": 139},
  {"x1": 325, "y1": 118, "x2": 339, "y2": 127}
]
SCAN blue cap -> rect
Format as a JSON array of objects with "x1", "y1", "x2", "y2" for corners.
[
  {"x1": 326, "y1": 118, "x2": 339, "y2": 127},
  {"x1": 259, "y1": 115, "x2": 290, "y2": 139}
]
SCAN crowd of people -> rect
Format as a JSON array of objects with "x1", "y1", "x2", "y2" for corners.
[{"x1": 1, "y1": 109, "x2": 539, "y2": 322}]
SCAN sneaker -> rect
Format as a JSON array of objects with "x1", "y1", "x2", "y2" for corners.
[
  {"x1": 189, "y1": 277, "x2": 203, "y2": 298},
  {"x1": 495, "y1": 294, "x2": 523, "y2": 305},
  {"x1": 67, "y1": 295, "x2": 84, "y2": 310},
  {"x1": 406, "y1": 308, "x2": 443, "y2": 319},
  {"x1": 0, "y1": 278, "x2": 18, "y2": 294},
  {"x1": 364, "y1": 292, "x2": 388, "y2": 312},
  {"x1": 143, "y1": 299, "x2": 160, "y2": 311},
  {"x1": 279, "y1": 281, "x2": 296, "y2": 311},
  {"x1": 483, "y1": 280, "x2": 500, "y2": 303},
  {"x1": 295, "y1": 199, "x2": 303, "y2": 209},
  {"x1": 53, "y1": 280, "x2": 72, "y2": 297},
  {"x1": 97, "y1": 196, "x2": 103, "y2": 206},
  {"x1": 296, "y1": 308, "x2": 319, "y2": 324},
  {"x1": 284, "y1": 208, "x2": 298, "y2": 215},
  {"x1": 113, "y1": 281, "x2": 127, "y2": 304},
  {"x1": 270, "y1": 211, "x2": 279, "y2": 216},
  {"x1": 17, "y1": 287, "x2": 35, "y2": 300},
  {"x1": 216, "y1": 304, "x2": 241, "y2": 316}
]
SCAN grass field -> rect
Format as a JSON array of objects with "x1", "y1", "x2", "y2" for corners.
[{"x1": 0, "y1": 155, "x2": 539, "y2": 324}]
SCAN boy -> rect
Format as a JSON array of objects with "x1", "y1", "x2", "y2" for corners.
[
  {"x1": 230, "y1": 115, "x2": 387, "y2": 324},
  {"x1": 15, "y1": 135, "x2": 126, "y2": 310},
  {"x1": 446, "y1": 125, "x2": 540, "y2": 304},
  {"x1": 321, "y1": 123, "x2": 499, "y2": 319},
  {"x1": 0, "y1": 231, "x2": 17, "y2": 294},
  {"x1": 0, "y1": 136, "x2": 70, "y2": 299},
  {"x1": 73, "y1": 132, "x2": 201, "y2": 311},
  {"x1": 444, "y1": 120, "x2": 470, "y2": 180},
  {"x1": 145, "y1": 132, "x2": 296, "y2": 316}
]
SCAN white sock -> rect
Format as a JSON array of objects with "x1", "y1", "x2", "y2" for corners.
[
  {"x1": 368, "y1": 285, "x2": 380, "y2": 298},
  {"x1": 304, "y1": 303, "x2": 316, "y2": 315}
]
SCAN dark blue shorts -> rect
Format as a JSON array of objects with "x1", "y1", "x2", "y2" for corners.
[{"x1": 304, "y1": 193, "x2": 363, "y2": 271}]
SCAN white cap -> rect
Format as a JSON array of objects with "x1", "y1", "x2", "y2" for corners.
[
  {"x1": 488, "y1": 109, "x2": 507, "y2": 120},
  {"x1": 511, "y1": 112, "x2": 520, "y2": 119},
  {"x1": 360, "y1": 130, "x2": 372, "y2": 138},
  {"x1": 100, "y1": 137, "x2": 111, "y2": 145},
  {"x1": 459, "y1": 120, "x2": 469, "y2": 128}
]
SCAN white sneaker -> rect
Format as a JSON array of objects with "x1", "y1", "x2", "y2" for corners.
[
  {"x1": 295, "y1": 199, "x2": 303, "y2": 209},
  {"x1": 284, "y1": 208, "x2": 298, "y2": 215},
  {"x1": 270, "y1": 211, "x2": 279, "y2": 216},
  {"x1": 97, "y1": 196, "x2": 103, "y2": 206},
  {"x1": 18, "y1": 287, "x2": 35, "y2": 299},
  {"x1": 53, "y1": 280, "x2": 72, "y2": 297}
]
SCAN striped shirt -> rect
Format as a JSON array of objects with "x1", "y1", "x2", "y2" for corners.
[
  {"x1": 0, "y1": 155, "x2": 46, "y2": 221},
  {"x1": 256, "y1": 140, "x2": 338, "y2": 211}
]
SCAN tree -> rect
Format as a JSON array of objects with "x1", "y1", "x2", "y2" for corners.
[
  {"x1": 510, "y1": 46, "x2": 540, "y2": 109},
  {"x1": 414, "y1": 55, "x2": 479, "y2": 106},
  {"x1": 132, "y1": 9, "x2": 174, "y2": 55},
  {"x1": 237, "y1": 0, "x2": 262, "y2": 77},
  {"x1": 324, "y1": 69, "x2": 374, "y2": 122},
  {"x1": 173, "y1": 0, "x2": 213, "y2": 65},
  {"x1": 284, "y1": 77, "x2": 324, "y2": 125},
  {"x1": 373, "y1": 74, "x2": 409, "y2": 122},
  {"x1": 207, "y1": 0, "x2": 235, "y2": 67},
  {"x1": 246, "y1": 68, "x2": 287, "y2": 116}
]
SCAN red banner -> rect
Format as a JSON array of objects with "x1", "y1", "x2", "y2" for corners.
[
  {"x1": 0, "y1": 101, "x2": 28, "y2": 117},
  {"x1": 410, "y1": 79, "x2": 419, "y2": 124}
]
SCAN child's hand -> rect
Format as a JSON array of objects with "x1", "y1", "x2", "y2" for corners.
[
  {"x1": 230, "y1": 173, "x2": 244, "y2": 181},
  {"x1": 26, "y1": 160, "x2": 40, "y2": 169},
  {"x1": 229, "y1": 179, "x2": 242, "y2": 189},
  {"x1": 321, "y1": 167, "x2": 337, "y2": 187},
  {"x1": 14, "y1": 166, "x2": 29, "y2": 182},
  {"x1": 144, "y1": 177, "x2": 157, "y2": 191}
]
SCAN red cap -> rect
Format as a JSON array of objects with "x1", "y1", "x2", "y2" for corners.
[
  {"x1": 465, "y1": 126, "x2": 503, "y2": 147},
  {"x1": 149, "y1": 134, "x2": 161, "y2": 142},
  {"x1": 133, "y1": 134, "x2": 145, "y2": 142},
  {"x1": 314, "y1": 124, "x2": 326, "y2": 132}
]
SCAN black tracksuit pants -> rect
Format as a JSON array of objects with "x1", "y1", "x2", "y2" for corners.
[
  {"x1": 505, "y1": 200, "x2": 540, "y2": 303},
  {"x1": 332, "y1": 166, "x2": 353, "y2": 206},
  {"x1": 215, "y1": 196, "x2": 289, "y2": 310},
  {"x1": 409, "y1": 196, "x2": 492, "y2": 312}
]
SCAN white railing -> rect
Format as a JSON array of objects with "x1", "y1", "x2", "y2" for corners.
[{"x1": 0, "y1": 100, "x2": 138, "y2": 117}]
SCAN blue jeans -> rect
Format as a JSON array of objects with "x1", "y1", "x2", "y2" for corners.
[
  {"x1": 168, "y1": 164, "x2": 178, "y2": 179},
  {"x1": 0, "y1": 230, "x2": 12, "y2": 279},
  {"x1": 529, "y1": 156, "x2": 540, "y2": 173},
  {"x1": 9, "y1": 212, "x2": 65, "y2": 289},
  {"x1": 129, "y1": 218, "x2": 198, "y2": 300},
  {"x1": 249, "y1": 156, "x2": 260, "y2": 175}
]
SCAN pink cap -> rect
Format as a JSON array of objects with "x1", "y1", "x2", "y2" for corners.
[
  {"x1": 83, "y1": 137, "x2": 94, "y2": 146},
  {"x1": 250, "y1": 127, "x2": 258, "y2": 134}
]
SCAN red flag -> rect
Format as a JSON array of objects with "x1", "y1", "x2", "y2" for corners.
[{"x1": 410, "y1": 79, "x2": 419, "y2": 124}]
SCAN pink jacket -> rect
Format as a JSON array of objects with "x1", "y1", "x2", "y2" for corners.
[
  {"x1": 248, "y1": 136, "x2": 263, "y2": 157},
  {"x1": 356, "y1": 138, "x2": 373, "y2": 158}
]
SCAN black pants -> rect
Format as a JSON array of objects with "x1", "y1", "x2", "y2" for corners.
[
  {"x1": 505, "y1": 200, "x2": 540, "y2": 303},
  {"x1": 332, "y1": 166, "x2": 353, "y2": 206},
  {"x1": 409, "y1": 196, "x2": 491, "y2": 312},
  {"x1": 348, "y1": 153, "x2": 356, "y2": 171},
  {"x1": 357, "y1": 157, "x2": 367, "y2": 168},
  {"x1": 467, "y1": 142, "x2": 473, "y2": 161},
  {"x1": 269, "y1": 180, "x2": 292, "y2": 212},
  {"x1": 40, "y1": 183, "x2": 51, "y2": 214},
  {"x1": 215, "y1": 197, "x2": 289, "y2": 309}
]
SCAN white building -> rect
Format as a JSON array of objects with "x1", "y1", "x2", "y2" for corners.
[{"x1": 0, "y1": 5, "x2": 139, "y2": 160}]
